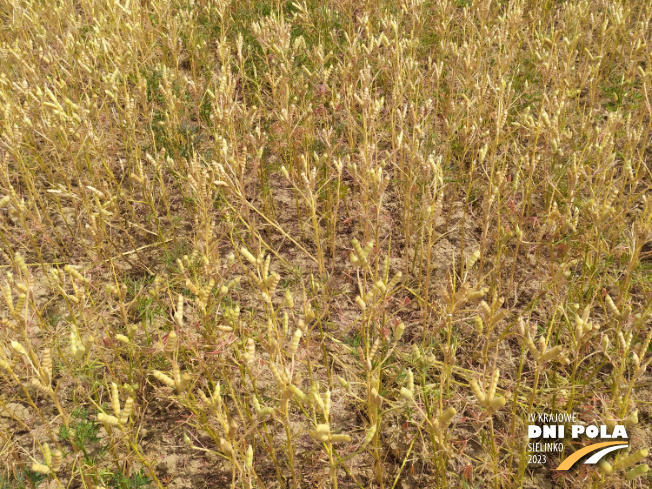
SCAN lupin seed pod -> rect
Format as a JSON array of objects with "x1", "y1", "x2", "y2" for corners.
[
  {"x1": 111, "y1": 383, "x2": 121, "y2": 417},
  {"x1": 14, "y1": 293, "x2": 26, "y2": 315},
  {"x1": 270, "y1": 363, "x2": 286, "y2": 388},
  {"x1": 330, "y1": 434, "x2": 352, "y2": 443},
  {"x1": 470, "y1": 379, "x2": 486, "y2": 404},
  {"x1": 120, "y1": 398, "x2": 134, "y2": 425},
  {"x1": 487, "y1": 370, "x2": 499, "y2": 403},
  {"x1": 362, "y1": 424, "x2": 377, "y2": 446},
  {"x1": 11, "y1": 341, "x2": 27, "y2": 356},
  {"x1": 175, "y1": 294, "x2": 184, "y2": 327},
  {"x1": 474, "y1": 316, "x2": 484, "y2": 334},
  {"x1": 244, "y1": 338, "x2": 256, "y2": 367},
  {"x1": 312, "y1": 385, "x2": 324, "y2": 410},
  {"x1": 290, "y1": 329, "x2": 302, "y2": 355},
  {"x1": 43, "y1": 443, "x2": 52, "y2": 467},
  {"x1": 324, "y1": 390, "x2": 331, "y2": 420},
  {"x1": 489, "y1": 396, "x2": 506, "y2": 410},
  {"x1": 240, "y1": 246, "x2": 257, "y2": 266},
  {"x1": 31, "y1": 378, "x2": 50, "y2": 394},
  {"x1": 245, "y1": 445, "x2": 253, "y2": 469},
  {"x1": 97, "y1": 412, "x2": 119, "y2": 426},
  {"x1": 283, "y1": 312, "x2": 289, "y2": 335},
  {"x1": 400, "y1": 387, "x2": 414, "y2": 401},
  {"x1": 625, "y1": 410, "x2": 639, "y2": 427},
  {"x1": 605, "y1": 295, "x2": 620, "y2": 319},
  {"x1": 51, "y1": 450, "x2": 62, "y2": 472},
  {"x1": 616, "y1": 449, "x2": 648, "y2": 470},
  {"x1": 625, "y1": 464, "x2": 649, "y2": 480},
  {"x1": 288, "y1": 384, "x2": 307, "y2": 402},
  {"x1": 41, "y1": 349, "x2": 52, "y2": 385},
  {"x1": 165, "y1": 330, "x2": 177, "y2": 353},
  {"x1": 439, "y1": 407, "x2": 456, "y2": 429},
  {"x1": 369, "y1": 338, "x2": 380, "y2": 359},
  {"x1": 115, "y1": 334, "x2": 130, "y2": 344},
  {"x1": 394, "y1": 322, "x2": 405, "y2": 341},
  {"x1": 337, "y1": 376, "x2": 351, "y2": 392},
  {"x1": 152, "y1": 370, "x2": 176, "y2": 388},
  {"x1": 411, "y1": 343, "x2": 422, "y2": 362},
  {"x1": 598, "y1": 460, "x2": 614, "y2": 475},
  {"x1": 266, "y1": 272, "x2": 281, "y2": 294},
  {"x1": 31, "y1": 463, "x2": 50, "y2": 475}
]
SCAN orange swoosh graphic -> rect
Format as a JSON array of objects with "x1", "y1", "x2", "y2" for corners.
[{"x1": 556, "y1": 441, "x2": 626, "y2": 470}]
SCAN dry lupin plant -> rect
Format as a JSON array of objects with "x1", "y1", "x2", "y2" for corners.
[{"x1": 0, "y1": 0, "x2": 651, "y2": 487}]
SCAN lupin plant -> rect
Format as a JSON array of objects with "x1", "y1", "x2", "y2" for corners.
[{"x1": 0, "y1": 0, "x2": 651, "y2": 487}]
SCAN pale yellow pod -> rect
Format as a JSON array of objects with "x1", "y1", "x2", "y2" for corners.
[
  {"x1": 625, "y1": 410, "x2": 639, "y2": 427},
  {"x1": 152, "y1": 370, "x2": 175, "y2": 388},
  {"x1": 626, "y1": 464, "x2": 649, "y2": 480},
  {"x1": 14, "y1": 293, "x2": 26, "y2": 315},
  {"x1": 165, "y1": 330, "x2": 177, "y2": 354},
  {"x1": 41, "y1": 349, "x2": 52, "y2": 385},
  {"x1": 290, "y1": 329, "x2": 302, "y2": 355},
  {"x1": 305, "y1": 306, "x2": 315, "y2": 322},
  {"x1": 245, "y1": 445, "x2": 253, "y2": 469},
  {"x1": 316, "y1": 423, "x2": 330, "y2": 434},
  {"x1": 288, "y1": 384, "x2": 307, "y2": 402},
  {"x1": 241, "y1": 247, "x2": 257, "y2": 265},
  {"x1": 400, "y1": 387, "x2": 413, "y2": 401},
  {"x1": 183, "y1": 432, "x2": 193, "y2": 447},
  {"x1": 31, "y1": 378, "x2": 50, "y2": 394},
  {"x1": 270, "y1": 364, "x2": 285, "y2": 388},
  {"x1": 110, "y1": 382, "x2": 121, "y2": 417},
  {"x1": 474, "y1": 316, "x2": 484, "y2": 334},
  {"x1": 309, "y1": 430, "x2": 329, "y2": 442},
  {"x1": 31, "y1": 463, "x2": 50, "y2": 475},
  {"x1": 439, "y1": 407, "x2": 456, "y2": 429},
  {"x1": 42, "y1": 443, "x2": 52, "y2": 467},
  {"x1": 605, "y1": 295, "x2": 620, "y2": 318},
  {"x1": 175, "y1": 294, "x2": 184, "y2": 327},
  {"x1": 266, "y1": 272, "x2": 281, "y2": 294},
  {"x1": 489, "y1": 395, "x2": 506, "y2": 411},
  {"x1": 115, "y1": 334, "x2": 130, "y2": 344},
  {"x1": 487, "y1": 370, "x2": 499, "y2": 402},
  {"x1": 598, "y1": 460, "x2": 613, "y2": 475},
  {"x1": 330, "y1": 434, "x2": 352, "y2": 443},
  {"x1": 369, "y1": 338, "x2": 380, "y2": 359},
  {"x1": 282, "y1": 312, "x2": 289, "y2": 335},
  {"x1": 362, "y1": 424, "x2": 377, "y2": 446},
  {"x1": 539, "y1": 345, "x2": 563, "y2": 363},
  {"x1": 97, "y1": 413, "x2": 119, "y2": 426},
  {"x1": 51, "y1": 449, "x2": 62, "y2": 472},
  {"x1": 470, "y1": 380, "x2": 486, "y2": 405},
  {"x1": 244, "y1": 338, "x2": 256, "y2": 367},
  {"x1": 394, "y1": 322, "x2": 405, "y2": 342},
  {"x1": 324, "y1": 390, "x2": 331, "y2": 420},
  {"x1": 10, "y1": 341, "x2": 26, "y2": 356},
  {"x1": 600, "y1": 335, "x2": 609, "y2": 351},
  {"x1": 120, "y1": 398, "x2": 134, "y2": 425},
  {"x1": 311, "y1": 385, "x2": 324, "y2": 410},
  {"x1": 411, "y1": 343, "x2": 422, "y2": 362},
  {"x1": 617, "y1": 449, "x2": 649, "y2": 470}
]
